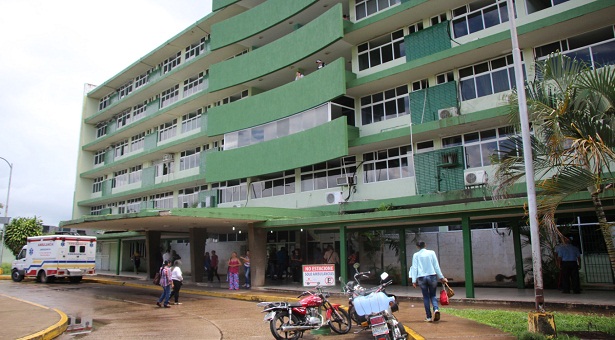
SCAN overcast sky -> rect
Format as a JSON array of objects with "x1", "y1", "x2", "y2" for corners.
[{"x1": 0, "y1": 1, "x2": 212, "y2": 227}]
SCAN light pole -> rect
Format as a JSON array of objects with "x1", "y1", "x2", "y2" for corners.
[{"x1": 0, "y1": 156, "x2": 13, "y2": 265}]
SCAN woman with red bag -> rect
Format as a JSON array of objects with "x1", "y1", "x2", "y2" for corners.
[{"x1": 409, "y1": 241, "x2": 448, "y2": 322}]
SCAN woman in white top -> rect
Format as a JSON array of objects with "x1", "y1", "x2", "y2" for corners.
[{"x1": 169, "y1": 260, "x2": 184, "y2": 305}]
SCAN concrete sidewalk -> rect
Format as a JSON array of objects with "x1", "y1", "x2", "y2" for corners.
[{"x1": 1, "y1": 274, "x2": 613, "y2": 339}]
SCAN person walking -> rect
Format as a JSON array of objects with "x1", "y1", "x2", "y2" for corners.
[
  {"x1": 410, "y1": 241, "x2": 447, "y2": 322},
  {"x1": 290, "y1": 249, "x2": 303, "y2": 283},
  {"x1": 240, "y1": 250, "x2": 251, "y2": 289},
  {"x1": 168, "y1": 260, "x2": 184, "y2": 305},
  {"x1": 228, "y1": 252, "x2": 241, "y2": 290},
  {"x1": 211, "y1": 250, "x2": 221, "y2": 282},
  {"x1": 204, "y1": 252, "x2": 212, "y2": 282},
  {"x1": 556, "y1": 237, "x2": 581, "y2": 294},
  {"x1": 156, "y1": 260, "x2": 173, "y2": 308}
]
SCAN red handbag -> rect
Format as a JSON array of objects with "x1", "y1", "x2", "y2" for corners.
[{"x1": 440, "y1": 288, "x2": 449, "y2": 305}]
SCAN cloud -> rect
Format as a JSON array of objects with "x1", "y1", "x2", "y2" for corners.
[{"x1": 0, "y1": 1, "x2": 212, "y2": 226}]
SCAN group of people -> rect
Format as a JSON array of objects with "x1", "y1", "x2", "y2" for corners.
[
  {"x1": 204, "y1": 250, "x2": 251, "y2": 290},
  {"x1": 156, "y1": 258, "x2": 184, "y2": 308}
]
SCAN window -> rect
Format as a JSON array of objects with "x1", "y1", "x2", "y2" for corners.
[
  {"x1": 411, "y1": 79, "x2": 428, "y2": 92},
  {"x1": 185, "y1": 36, "x2": 208, "y2": 61},
  {"x1": 160, "y1": 85, "x2": 179, "y2": 108},
  {"x1": 99, "y1": 93, "x2": 112, "y2": 111},
  {"x1": 360, "y1": 85, "x2": 408, "y2": 125},
  {"x1": 118, "y1": 81, "x2": 133, "y2": 99},
  {"x1": 116, "y1": 109, "x2": 131, "y2": 129},
  {"x1": 301, "y1": 157, "x2": 356, "y2": 192},
  {"x1": 114, "y1": 140, "x2": 129, "y2": 158},
  {"x1": 183, "y1": 71, "x2": 206, "y2": 97},
  {"x1": 459, "y1": 55, "x2": 521, "y2": 101},
  {"x1": 436, "y1": 71, "x2": 455, "y2": 85},
  {"x1": 431, "y1": 13, "x2": 447, "y2": 25},
  {"x1": 442, "y1": 126, "x2": 514, "y2": 168},
  {"x1": 132, "y1": 102, "x2": 147, "y2": 122},
  {"x1": 181, "y1": 109, "x2": 202, "y2": 133},
  {"x1": 452, "y1": 0, "x2": 510, "y2": 39},
  {"x1": 178, "y1": 186, "x2": 206, "y2": 208},
  {"x1": 526, "y1": 0, "x2": 570, "y2": 14},
  {"x1": 180, "y1": 147, "x2": 201, "y2": 171},
  {"x1": 534, "y1": 26, "x2": 615, "y2": 70},
  {"x1": 154, "y1": 159, "x2": 174, "y2": 177},
  {"x1": 134, "y1": 72, "x2": 148, "y2": 89},
  {"x1": 251, "y1": 171, "x2": 295, "y2": 199},
  {"x1": 90, "y1": 205, "x2": 104, "y2": 216},
  {"x1": 408, "y1": 21, "x2": 424, "y2": 34},
  {"x1": 94, "y1": 150, "x2": 105, "y2": 166},
  {"x1": 130, "y1": 132, "x2": 145, "y2": 153},
  {"x1": 358, "y1": 29, "x2": 405, "y2": 71},
  {"x1": 161, "y1": 52, "x2": 181, "y2": 74},
  {"x1": 212, "y1": 180, "x2": 247, "y2": 203},
  {"x1": 125, "y1": 198, "x2": 143, "y2": 213},
  {"x1": 129, "y1": 165, "x2": 142, "y2": 184},
  {"x1": 159, "y1": 119, "x2": 178, "y2": 142},
  {"x1": 96, "y1": 123, "x2": 107, "y2": 139},
  {"x1": 92, "y1": 177, "x2": 103, "y2": 193},
  {"x1": 355, "y1": 0, "x2": 400, "y2": 20},
  {"x1": 416, "y1": 140, "x2": 434, "y2": 153},
  {"x1": 151, "y1": 192, "x2": 173, "y2": 209},
  {"x1": 112, "y1": 169, "x2": 128, "y2": 188},
  {"x1": 363, "y1": 145, "x2": 413, "y2": 183},
  {"x1": 219, "y1": 90, "x2": 248, "y2": 105}
]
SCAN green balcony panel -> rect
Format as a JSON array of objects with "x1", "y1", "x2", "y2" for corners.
[
  {"x1": 208, "y1": 58, "x2": 346, "y2": 135},
  {"x1": 211, "y1": 0, "x2": 317, "y2": 51},
  {"x1": 414, "y1": 146, "x2": 464, "y2": 194},
  {"x1": 209, "y1": 4, "x2": 344, "y2": 93},
  {"x1": 410, "y1": 81, "x2": 458, "y2": 124},
  {"x1": 104, "y1": 149, "x2": 114, "y2": 165},
  {"x1": 102, "y1": 180, "x2": 112, "y2": 197},
  {"x1": 198, "y1": 190, "x2": 218, "y2": 207},
  {"x1": 406, "y1": 21, "x2": 451, "y2": 61},
  {"x1": 213, "y1": 0, "x2": 239, "y2": 12},
  {"x1": 141, "y1": 166, "x2": 155, "y2": 188},
  {"x1": 205, "y1": 118, "x2": 349, "y2": 182},
  {"x1": 106, "y1": 119, "x2": 117, "y2": 134},
  {"x1": 144, "y1": 132, "x2": 158, "y2": 151}
]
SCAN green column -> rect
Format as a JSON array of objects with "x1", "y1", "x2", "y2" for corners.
[
  {"x1": 189, "y1": 228, "x2": 207, "y2": 283},
  {"x1": 399, "y1": 229, "x2": 408, "y2": 286},
  {"x1": 340, "y1": 225, "x2": 347, "y2": 289},
  {"x1": 512, "y1": 222, "x2": 525, "y2": 289},
  {"x1": 461, "y1": 215, "x2": 475, "y2": 298},
  {"x1": 146, "y1": 231, "x2": 162, "y2": 279},
  {"x1": 116, "y1": 239, "x2": 122, "y2": 275}
]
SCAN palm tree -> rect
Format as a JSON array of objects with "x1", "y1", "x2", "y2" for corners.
[{"x1": 493, "y1": 53, "x2": 615, "y2": 276}]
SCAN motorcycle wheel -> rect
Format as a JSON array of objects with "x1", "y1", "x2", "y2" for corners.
[
  {"x1": 270, "y1": 311, "x2": 301, "y2": 340},
  {"x1": 328, "y1": 307, "x2": 352, "y2": 334}
]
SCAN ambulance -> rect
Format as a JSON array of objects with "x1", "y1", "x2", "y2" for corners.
[{"x1": 11, "y1": 235, "x2": 96, "y2": 283}]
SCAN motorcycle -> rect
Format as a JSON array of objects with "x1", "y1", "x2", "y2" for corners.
[
  {"x1": 342, "y1": 264, "x2": 407, "y2": 340},
  {"x1": 257, "y1": 284, "x2": 352, "y2": 340}
]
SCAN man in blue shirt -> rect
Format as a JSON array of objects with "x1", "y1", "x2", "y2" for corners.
[
  {"x1": 556, "y1": 237, "x2": 581, "y2": 294},
  {"x1": 410, "y1": 241, "x2": 448, "y2": 322}
]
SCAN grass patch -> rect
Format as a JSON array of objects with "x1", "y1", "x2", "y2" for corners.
[{"x1": 442, "y1": 307, "x2": 615, "y2": 338}]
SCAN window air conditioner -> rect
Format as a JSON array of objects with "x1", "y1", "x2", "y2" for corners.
[
  {"x1": 325, "y1": 191, "x2": 344, "y2": 205},
  {"x1": 438, "y1": 107, "x2": 459, "y2": 120},
  {"x1": 336, "y1": 176, "x2": 354, "y2": 186},
  {"x1": 464, "y1": 170, "x2": 488, "y2": 186},
  {"x1": 162, "y1": 154, "x2": 172, "y2": 161}
]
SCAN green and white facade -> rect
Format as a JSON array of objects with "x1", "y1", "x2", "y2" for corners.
[{"x1": 65, "y1": 0, "x2": 615, "y2": 290}]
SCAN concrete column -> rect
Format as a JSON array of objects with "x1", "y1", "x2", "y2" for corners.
[
  {"x1": 189, "y1": 228, "x2": 207, "y2": 283},
  {"x1": 115, "y1": 239, "x2": 122, "y2": 275},
  {"x1": 146, "y1": 231, "x2": 161, "y2": 279},
  {"x1": 512, "y1": 221, "x2": 526, "y2": 289},
  {"x1": 249, "y1": 223, "x2": 267, "y2": 287},
  {"x1": 340, "y1": 225, "x2": 347, "y2": 286},
  {"x1": 399, "y1": 229, "x2": 408, "y2": 286},
  {"x1": 461, "y1": 215, "x2": 475, "y2": 298}
]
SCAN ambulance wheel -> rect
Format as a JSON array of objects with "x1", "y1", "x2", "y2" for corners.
[
  {"x1": 69, "y1": 276, "x2": 83, "y2": 283},
  {"x1": 38, "y1": 271, "x2": 49, "y2": 283},
  {"x1": 11, "y1": 269, "x2": 24, "y2": 282}
]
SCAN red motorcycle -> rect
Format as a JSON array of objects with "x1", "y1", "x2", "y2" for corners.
[{"x1": 257, "y1": 284, "x2": 351, "y2": 340}]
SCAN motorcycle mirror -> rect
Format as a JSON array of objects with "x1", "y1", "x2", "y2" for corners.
[
  {"x1": 380, "y1": 272, "x2": 389, "y2": 281},
  {"x1": 353, "y1": 262, "x2": 360, "y2": 269}
]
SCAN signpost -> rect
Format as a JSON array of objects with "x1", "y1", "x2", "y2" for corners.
[{"x1": 302, "y1": 264, "x2": 336, "y2": 286}]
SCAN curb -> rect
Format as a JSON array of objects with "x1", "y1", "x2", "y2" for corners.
[{"x1": 0, "y1": 294, "x2": 68, "y2": 340}]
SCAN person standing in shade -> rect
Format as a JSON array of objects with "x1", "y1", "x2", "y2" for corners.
[
  {"x1": 240, "y1": 250, "x2": 251, "y2": 289},
  {"x1": 211, "y1": 250, "x2": 221, "y2": 282},
  {"x1": 290, "y1": 249, "x2": 303, "y2": 283},
  {"x1": 169, "y1": 260, "x2": 184, "y2": 305},
  {"x1": 228, "y1": 252, "x2": 241, "y2": 290},
  {"x1": 156, "y1": 260, "x2": 173, "y2": 308},
  {"x1": 204, "y1": 252, "x2": 212, "y2": 282},
  {"x1": 323, "y1": 245, "x2": 340, "y2": 279},
  {"x1": 316, "y1": 59, "x2": 326, "y2": 69},
  {"x1": 410, "y1": 241, "x2": 447, "y2": 322},
  {"x1": 131, "y1": 250, "x2": 141, "y2": 274},
  {"x1": 556, "y1": 237, "x2": 581, "y2": 294}
]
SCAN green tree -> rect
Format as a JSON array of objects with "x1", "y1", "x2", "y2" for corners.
[
  {"x1": 493, "y1": 53, "x2": 615, "y2": 275},
  {"x1": 4, "y1": 217, "x2": 43, "y2": 257}
]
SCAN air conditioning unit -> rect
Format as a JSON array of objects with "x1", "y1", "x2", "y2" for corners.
[
  {"x1": 162, "y1": 154, "x2": 172, "y2": 161},
  {"x1": 325, "y1": 191, "x2": 344, "y2": 205},
  {"x1": 438, "y1": 107, "x2": 459, "y2": 120},
  {"x1": 464, "y1": 170, "x2": 488, "y2": 186},
  {"x1": 336, "y1": 176, "x2": 354, "y2": 186}
]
